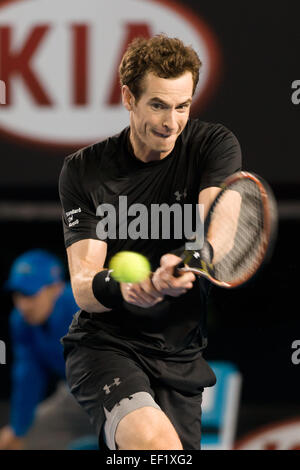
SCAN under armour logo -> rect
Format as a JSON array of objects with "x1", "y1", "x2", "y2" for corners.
[
  {"x1": 105, "y1": 270, "x2": 113, "y2": 282},
  {"x1": 193, "y1": 252, "x2": 200, "y2": 259},
  {"x1": 174, "y1": 189, "x2": 187, "y2": 201},
  {"x1": 103, "y1": 378, "x2": 121, "y2": 395}
]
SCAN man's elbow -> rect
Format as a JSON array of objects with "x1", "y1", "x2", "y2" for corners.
[
  {"x1": 70, "y1": 277, "x2": 91, "y2": 311},
  {"x1": 70, "y1": 277, "x2": 109, "y2": 313}
]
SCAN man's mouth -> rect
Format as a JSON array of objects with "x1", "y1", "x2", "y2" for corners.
[{"x1": 152, "y1": 129, "x2": 173, "y2": 139}]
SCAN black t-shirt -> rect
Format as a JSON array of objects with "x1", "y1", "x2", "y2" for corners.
[{"x1": 59, "y1": 119, "x2": 242, "y2": 359}]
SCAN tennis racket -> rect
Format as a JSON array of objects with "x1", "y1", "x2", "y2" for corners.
[{"x1": 175, "y1": 171, "x2": 278, "y2": 288}]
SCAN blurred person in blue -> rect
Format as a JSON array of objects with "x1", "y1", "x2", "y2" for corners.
[{"x1": 0, "y1": 249, "x2": 95, "y2": 450}]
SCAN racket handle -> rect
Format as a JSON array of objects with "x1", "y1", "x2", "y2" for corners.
[
  {"x1": 173, "y1": 241, "x2": 214, "y2": 277},
  {"x1": 169, "y1": 245, "x2": 187, "y2": 277},
  {"x1": 173, "y1": 261, "x2": 186, "y2": 277}
]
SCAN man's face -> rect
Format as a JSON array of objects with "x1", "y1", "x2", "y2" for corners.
[
  {"x1": 12, "y1": 284, "x2": 61, "y2": 325},
  {"x1": 126, "y1": 71, "x2": 194, "y2": 159}
]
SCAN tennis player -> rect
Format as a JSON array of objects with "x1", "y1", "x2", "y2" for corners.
[{"x1": 59, "y1": 35, "x2": 242, "y2": 450}]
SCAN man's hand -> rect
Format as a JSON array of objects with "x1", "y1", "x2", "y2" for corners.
[
  {"x1": 152, "y1": 254, "x2": 196, "y2": 297},
  {"x1": 0, "y1": 426, "x2": 25, "y2": 450},
  {"x1": 120, "y1": 278, "x2": 164, "y2": 308}
]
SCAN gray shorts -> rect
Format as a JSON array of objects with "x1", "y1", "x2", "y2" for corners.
[{"x1": 103, "y1": 391, "x2": 161, "y2": 449}]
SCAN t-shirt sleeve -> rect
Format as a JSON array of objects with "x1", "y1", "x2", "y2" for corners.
[
  {"x1": 58, "y1": 151, "x2": 102, "y2": 248},
  {"x1": 197, "y1": 124, "x2": 242, "y2": 192}
]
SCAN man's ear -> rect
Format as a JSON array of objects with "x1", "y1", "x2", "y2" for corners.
[{"x1": 122, "y1": 85, "x2": 134, "y2": 111}]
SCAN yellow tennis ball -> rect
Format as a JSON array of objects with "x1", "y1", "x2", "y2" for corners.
[{"x1": 109, "y1": 251, "x2": 151, "y2": 283}]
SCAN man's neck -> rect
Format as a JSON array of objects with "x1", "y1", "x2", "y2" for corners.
[{"x1": 128, "y1": 129, "x2": 173, "y2": 163}]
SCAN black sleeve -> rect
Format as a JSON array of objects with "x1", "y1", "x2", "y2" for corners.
[
  {"x1": 197, "y1": 124, "x2": 242, "y2": 192},
  {"x1": 58, "y1": 152, "x2": 102, "y2": 249}
]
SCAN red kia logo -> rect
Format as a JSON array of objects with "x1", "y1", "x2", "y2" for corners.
[
  {"x1": 235, "y1": 418, "x2": 300, "y2": 450},
  {"x1": 0, "y1": 0, "x2": 221, "y2": 149}
]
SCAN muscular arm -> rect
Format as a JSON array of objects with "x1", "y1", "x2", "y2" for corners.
[
  {"x1": 67, "y1": 238, "x2": 164, "y2": 312},
  {"x1": 198, "y1": 186, "x2": 241, "y2": 264},
  {"x1": 198, "y1": 186, "x2": 222, "y2": 220},
  {"x1": 67, "y1": 238, "x2": 111, "y2": 313},
  {"x1": 68, "y1": 189, "x2": 232, "y2": 311},
  {"x1": 152, "y1": 187, "x2": 222, "y2": 294}
]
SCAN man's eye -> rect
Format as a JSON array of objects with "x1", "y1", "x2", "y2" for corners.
[
  {"x1": 151, "y1": 103, "x2": 164, "y2": 110},
  {"x1": 177, "y1": 104, "x2": 189, "y2": 110}
]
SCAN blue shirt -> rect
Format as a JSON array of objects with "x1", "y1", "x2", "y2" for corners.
[{"x1": 9, "y1": 283, "x2": 78, "y2": 436}]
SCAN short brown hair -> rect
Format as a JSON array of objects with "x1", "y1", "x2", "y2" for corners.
[{"x1": 119, "y1": 35, "x2": 202, "y2": 101}]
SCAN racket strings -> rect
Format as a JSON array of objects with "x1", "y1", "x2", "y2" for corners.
[{"x1": 213, "y1": 179, "x2": 265, "y2": 283}]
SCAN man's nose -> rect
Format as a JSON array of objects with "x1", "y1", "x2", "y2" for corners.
[{"x1": 162, "y1": 110, "x2": 177, "y2": 131}]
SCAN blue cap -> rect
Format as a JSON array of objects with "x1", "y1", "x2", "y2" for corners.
[{"x1": 5, "y1": 249, "x2": 64, "y2": 296}]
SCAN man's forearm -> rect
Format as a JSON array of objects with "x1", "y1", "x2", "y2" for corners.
[
  {"x1": 71, "y1": 270, "x2": 111, "y2": 313},
  {"x1": 207, "y1": 189, "x2": 242, "y2": 264}
]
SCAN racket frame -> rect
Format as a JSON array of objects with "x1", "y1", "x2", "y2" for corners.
[{"x1": 178, "y1": 171, "x2": 278, "y2": 288}]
